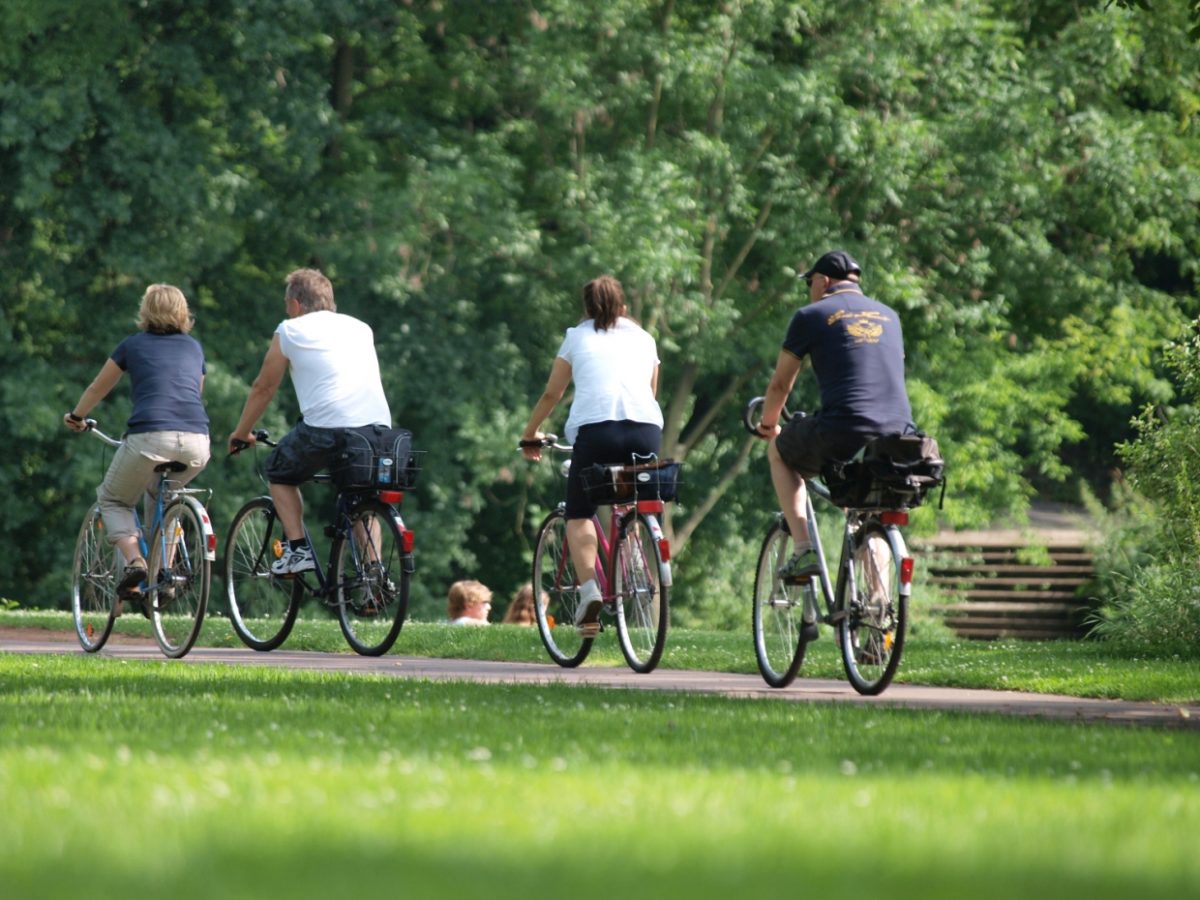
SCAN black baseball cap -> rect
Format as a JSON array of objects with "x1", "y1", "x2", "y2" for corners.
[{"x1": 802, "y1": 249, "x2": 861, "y2": 280}]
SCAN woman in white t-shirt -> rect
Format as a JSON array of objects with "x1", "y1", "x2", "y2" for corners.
[{"x1": 520, "y1": 275, "x2": 664, "y2": 635}]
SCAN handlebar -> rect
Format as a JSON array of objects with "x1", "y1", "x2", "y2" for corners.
[
  {"x1": 742, "y1": 397, "x2": 795, "y2": 436},
  {"x1": 229, "y1": 429, "x2": 275, "y2": 456},
  {"x1": 519, "y1": 434, "x2": 573, "y2": 454},
  {"x1": 79, "y1": 418, "x2": 122, "y2": 447}
]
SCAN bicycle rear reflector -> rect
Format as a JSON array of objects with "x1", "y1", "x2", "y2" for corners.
[
  {"x1": 900, "y1": 557, "x2": 914, "y2": 585},
  {"x1": 880, "y1": 510, "x2": 909, "y2": 526},
  {"x1": 378, "y1": 490, "x2": 405, "y2": 505},
  {"x1": 636, "y1": 500, "x2": 664, "y2": 514},
  {"x1": 207, "y1": 533, "x2": 218, "y2": 554},
  {"x1": 658, "y1": 538, "x2": 671, "y2": 562},
  {"x1": 401, "y1": 530, "x2": 415, "y2": 553}
]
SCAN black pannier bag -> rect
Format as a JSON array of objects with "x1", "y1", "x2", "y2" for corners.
[
  {"x1": 822, "y1": 432, "x2": 945, "y2": 510},
  {"x1": 332, "y1": 424, "x2": 420, "y2": 490},
  {"x1": 579, "y1": 458, "x2": 682, "y2": 505}
]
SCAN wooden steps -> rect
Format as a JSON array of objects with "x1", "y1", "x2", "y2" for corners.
[{"x1": 914, "y1": 529, "x2": 1098, "y2": 640}]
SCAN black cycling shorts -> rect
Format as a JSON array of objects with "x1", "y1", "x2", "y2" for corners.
[{"x1": 565, "y1": 420, "x2": 662, "y2": 519}]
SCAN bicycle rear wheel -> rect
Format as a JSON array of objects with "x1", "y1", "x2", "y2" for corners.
[
  {"x1": 333, "y1": 499, "x2": 410, "y2": 656},
  {"x1": 224, "y1": 497, "x2": 301, "y2": 651},
  {"x1": 147, "y1": 499, "x2": 211, "y2": 659},
  {"x1": 836, "y1": 522, "x2": 907, "y2": 695},
  {"x1": 532, "y1": 508, "x2": 593, "y2": 668},
  {"x1": 613, "y1": 511, "x2": 669, "y2": 673},
  {"x1": 71, "y1": 504, "x2": 117, "y2": 652},
  {"x1": 752, "y1": 518, "x2": 812, "y2": 688}
]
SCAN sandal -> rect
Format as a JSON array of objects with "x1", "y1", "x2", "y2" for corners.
[{"x1": 117, "y1": 561, "x2": 147, "y2": 599}]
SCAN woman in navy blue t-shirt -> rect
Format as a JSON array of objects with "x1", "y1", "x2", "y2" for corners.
[{"x1": 64, "y1": 284, "x2": 211, "y2": 606}]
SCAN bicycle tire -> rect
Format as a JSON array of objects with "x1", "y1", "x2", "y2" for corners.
[
  {"x1": 752, "y1": 518, "x2": 811, "y2": 688},
  {"x1": 71, "y1": 504, "x2": 117, "y2": 652},
  {"x1": 333, "y1": 498, "x2": 410, "y2": 656},
  {"x1": 223, "y1": 497, "x2": 301, "y2": 651},
  {"x1": 836, "y1": 522, "x2": 907, "y2": 695},
  {"x1": 147, "y1": 498, "x2": 210, "y2": 659},
  {"x1": 531, "y1": 508, "x2": 593, "y2": 668},
  {"x1": 612, "y1": 511, "x2": 669, "y2": 673}
]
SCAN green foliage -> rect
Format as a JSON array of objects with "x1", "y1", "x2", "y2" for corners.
[
  {"x1": 2, "y1": 0, "x2": 1199, "y2": 625},
  {"x1": 1093, "y1": 319, "x2": 1200, "y2": 657}
]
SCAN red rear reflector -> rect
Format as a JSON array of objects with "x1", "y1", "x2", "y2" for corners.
[
  {"x1": 636, "y1": 500, "x2": 664, "y2": 514},
  {"x1": 207, "y1": 534, "x2": 218, "y2": 554},
  {"x1": 402, "y1": 530, "x2": 415, "y2": 553},
  {"x1": 900, "y1": 557, "x2": 914, "y2": 584},
  {"x1": 378, "y1": 490, "x2": 405, "y2": 505},
  {"x1": 658, "y1": 539, "x2": 671, "y2": 562},
  {"x1": 881, "y1": 511, "x2": 908, "y2": 526}
]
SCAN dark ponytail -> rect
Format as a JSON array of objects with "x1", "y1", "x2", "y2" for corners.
[{"x1": 583, "y1": 275, "x2": 626, "y2": 332}]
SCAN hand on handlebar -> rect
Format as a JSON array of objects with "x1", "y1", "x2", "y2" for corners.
[
  {"x1": 519, "y1": 432, "x2": 551, "y2": 462},
  {"x1": 63, "y1": 412, "x2": 91, "y2": 434}
]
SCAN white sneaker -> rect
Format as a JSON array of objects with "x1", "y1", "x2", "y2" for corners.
[
  {"x1": 575, "y1": 580, "x2": 603, "y2": 635},
  {"x1": 271, "y1": 545, "x2": 316, "y2": 576}
]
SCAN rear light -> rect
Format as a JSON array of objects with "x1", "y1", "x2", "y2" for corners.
[
  {"x1": 378, "y1": 490, "x2": 405, "y2": 505},
  {"x1": 881, "y1": 510, "x2": 909, "y2": 526},
  {"x1": 658, "y1": 539, "x2": 671, "y2": 562},
  {"x1": 636, "y1": 500, "x2": 664, "y2": 514},
  {"x1": 402, "y1": 530, "x2": 415, "y2": 553},
  {"x1": 900, "y1": 557, "x2": 914, "y2": 585}
]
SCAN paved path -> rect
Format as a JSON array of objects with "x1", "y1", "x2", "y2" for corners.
[{"x1": 3, "y1": 635, "x2": 1197, "y2": 730}]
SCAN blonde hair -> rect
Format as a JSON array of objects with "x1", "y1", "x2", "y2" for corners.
[
  {"x1": 447, "y1": 580, "x2": 492, "y2": 619},
  {"x1": 502, "y1": 583, "x2": 547, "y2": 625},
  {"x1": 137, "y1": 284, "x2": 193, "y2": 334},
  {"x1": 285, "y1": 268, "x2": 336, "y2": 313}
]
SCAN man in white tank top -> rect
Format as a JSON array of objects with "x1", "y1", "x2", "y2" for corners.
[{"x1": 229, "y1": 268, "x2": 391, "y2": 574}]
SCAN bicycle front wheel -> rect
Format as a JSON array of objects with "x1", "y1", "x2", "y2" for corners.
[
  {"x1": 72, "y1": 504, "x2": 117, "y2": 652},
  {"x1": 147, "y1": 499, "x2": 211, "y2": 659},
  {"x1": 532, "y1": 508, "x2": 593, "y2": 668},
  {"x1": 612, "y1": 511, "x2": 669, "y2": 673},
  {"x1": 333, "y1": 499, "x2": 410, "y2": 656},
  {"x1": 224, "y1": 497, "x2": 301, "y2": 651},
  {"x1": 836, "y1": 522, "x2": 907, "y2": 695},
  {"x1": 752, "y1": 518, "x2": 811, "y2": 688}
]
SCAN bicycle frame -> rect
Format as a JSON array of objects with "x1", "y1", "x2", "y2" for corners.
[
  {"x1": 555, "y1": 498, "x2": 673, "y2": 601},
  {"x1": 88, "y1": 426, "x2": 217, "y2": 593}
]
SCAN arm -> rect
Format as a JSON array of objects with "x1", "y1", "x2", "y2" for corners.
[
  {"x1": 651, "y1": 363, "x2": 659, "y2": 397},
  {"x1": 228, "y1": 334, "x2": 288, "y2": 452},
  {"x1": 756, "y1": 349, "x2": 804, "y2": 440},
  {"x1": 520, "y1": 357, "x2": 572, "y2": 461},
  {"x1": 63, "y1": 359, "x2": 124, "y2": 432}
]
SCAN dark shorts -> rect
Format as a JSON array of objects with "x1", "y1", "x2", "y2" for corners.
[
  {"x1": 566, "y1": 420, "x2": 663, "y2": 519},
  {"x1": 264, "y1": 420, "x2": 341, "y2": 486},
  {"x1": 775, "y1": 416, "x2": 872, "y2": 478}
]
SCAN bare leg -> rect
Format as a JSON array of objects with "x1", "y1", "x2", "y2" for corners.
[
  {"x1": 269, "y1": 483, "x2": 306, "y2": 542},
  {"x1": 114, "y1": 535, "x2": 144, "y2": 567},
  {"x1": 565, "y1": 518, "x2": 600, "y2": 588},
  {"x1": 767, "y1": 439, "x2": 811, "y2": 552}
]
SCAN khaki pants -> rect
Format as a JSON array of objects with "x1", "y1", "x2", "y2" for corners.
[{"x1": 97, "y1": 431, "x2": 210, "y2": 544}]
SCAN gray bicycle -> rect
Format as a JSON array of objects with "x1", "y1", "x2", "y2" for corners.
[{"x1": 745, "y1": 398, "x2": 913, "y2": 695}]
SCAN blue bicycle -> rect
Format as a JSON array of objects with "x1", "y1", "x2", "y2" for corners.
[{"x1": 71, "y1": 421, "x2": 215, "y2": 658}]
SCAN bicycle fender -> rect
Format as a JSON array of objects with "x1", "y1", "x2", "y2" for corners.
[
  {"x1": 183, "y1": 496, "x2": 218, "y2": 562},
  {"x1": 643, "y1": 513, "x2": 673, "y2": 587},
  {"x1": 888, "y1": 527, "x2": 911, "y2": 598}
]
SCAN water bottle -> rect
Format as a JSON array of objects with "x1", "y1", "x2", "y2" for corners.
[{"x1": 377, "y1": 456, "x2": 394, "y2": 485}]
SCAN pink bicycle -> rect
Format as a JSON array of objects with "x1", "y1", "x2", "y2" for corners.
[{"x1": 527, "y1": 436, "x2": 675, "y2": 673}]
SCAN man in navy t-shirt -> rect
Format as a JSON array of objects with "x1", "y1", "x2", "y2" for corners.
[{"x1": 754, "y1": 250, "x2": 915, "y2": 587}]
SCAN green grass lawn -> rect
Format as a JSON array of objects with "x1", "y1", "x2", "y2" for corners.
[
  {"x1": 3, "y1": 608, "x2": 1197, "y2": 703},
  {"x1": 0, "y1": 653, "x2": 1197, "y2": 900}
]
